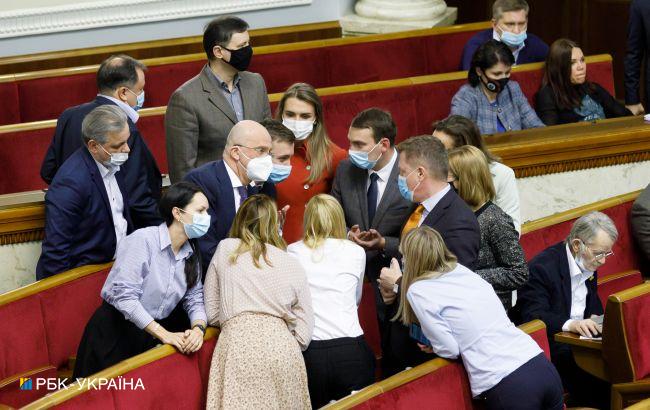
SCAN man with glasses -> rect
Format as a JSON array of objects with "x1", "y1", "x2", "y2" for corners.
[
  {"x1": 459, "y1": 0, "x2": 548, "y2": 70},
  {"x1": 184, "y1": 120, "x2": 276, "y2": 274},
  {"x1": 516, "y1": 211, "x2": 617, "y2": 408}
]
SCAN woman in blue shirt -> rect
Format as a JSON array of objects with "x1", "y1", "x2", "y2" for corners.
[
  {"x1": 389, "y1": 226, "x2": 563, "y2": 409},
  {"x1": 73, "y1": 182, "x2": 209, "y2": 378},
  {"x1": 451, "y1": 39, "x2": 544, "y2": 135}
]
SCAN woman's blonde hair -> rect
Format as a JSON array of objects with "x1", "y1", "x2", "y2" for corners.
[
  {"x1": 393, "y1": 226, "x2": 457, "y2": 326},
  {"x1": 447, "y1": 145, "x2": 495, "y2": 210},
  {"x1": 275, "y1": 83, "x2": 334, "y2": 184},
  {"x1": 228, "y1": 194, "x2": 286, "y2": 268},
  {"x1": 303, "y1": 194, "x2": 347, "y2": 251}
]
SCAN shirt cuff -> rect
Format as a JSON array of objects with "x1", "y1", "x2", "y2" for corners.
[
  {"x1": 562, "y1": 319, "x2": 574, "y2": 332},
  {"x1": 129, "y1": 303, "x2": 155, "y2": 330},
  {"x1": 188, "y1": 308, "x2": 208, "y2": 325}
]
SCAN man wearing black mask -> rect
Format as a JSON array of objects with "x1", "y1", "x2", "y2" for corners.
[{"x1": 165, "y1": 16, "x2": 271, "y2": 182}]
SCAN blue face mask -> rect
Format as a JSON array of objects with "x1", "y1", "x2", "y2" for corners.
[
  {"x1": 348, "y1": 142, "x2": 382, "y2": 170},
  {"x1": 179, "y1": 209, "x2": 211, "y2": 239},
  {"x1": 499, "y1": 30, "x2": 527, "y2": 48},
  {"x1": 127, "y1": 88, "x2": 145, "y2": 111},
  {"x1": 268, "y1": 163, "x2": 292, "y2": 183},
  {"x1": 397, "y1": 169, "x2": 420, "y2": 203}
]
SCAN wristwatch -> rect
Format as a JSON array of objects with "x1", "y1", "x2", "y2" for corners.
[{"x1": 193, "y1": 324, "x2": 206, "y2": 335}]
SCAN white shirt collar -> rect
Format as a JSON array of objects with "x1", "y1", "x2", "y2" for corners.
[
  {"x1": 492, "y1": 29, "x2": 526, "y2": 60},
  {"x1": 93, "y1": 157, "x2": 118, "y2": 178},
  {"x1": 224, "y1": 160, "x2": 244, "y2": 188},
  {"x1": 368, "y1": 147, "x2": 397, "y2": 181},
  {"x1": 421, "y1": 184, "x2": 451, "y2": 213},
  {"x1": 565, "y1": 243, "x2": 593, "y2": 278},
  {"x1": 100, "y1": 94, "x2": 139, "y2": 123}
]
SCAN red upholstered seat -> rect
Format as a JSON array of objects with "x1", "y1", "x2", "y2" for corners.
[
  {"x1": 358, "y1": 282, "x2": 382, "y2": 361},
  {"x1": 0, "y1": 365, "x2": 57, "y2": 408},
  {"x1": 597, "y1": 270, "x2": 644, "y2": 308},
  {"x1": 55, "y1": 385, "x2": 116, "y2": 410},
  {"x1": 0, "y1": 82, "x2": 20, "y2": 124},
  {"x1": 620, "y1": 289, "x2": 650, "y2": 381}
]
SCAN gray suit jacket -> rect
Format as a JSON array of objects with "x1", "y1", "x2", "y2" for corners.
[
  {"x1": 632, "y1": 183, "x2": 650, "y2": 261},
  {"x1": 165, "y1": 65, "x2": 271, "y2": 182},
  {"x1": 331, "y1": 154, "x2": 415, "y2": 279}
]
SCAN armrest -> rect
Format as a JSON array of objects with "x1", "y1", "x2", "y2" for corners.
[
  {"x1": 554, "y1": 332, "x2": 602, "y2": 350},
  {"x1": 611, "y1": 378, "x2": 650, "y2": 410}
]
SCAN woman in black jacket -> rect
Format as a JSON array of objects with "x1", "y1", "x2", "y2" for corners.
[{"x1": 536, "y1": 39, "x2": 632, "y2": 125}]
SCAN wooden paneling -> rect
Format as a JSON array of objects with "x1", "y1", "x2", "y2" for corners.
[{"x1": 0, "y1": 21, "x2": 342, "y2": 75}]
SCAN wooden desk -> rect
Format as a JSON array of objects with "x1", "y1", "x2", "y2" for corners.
[{"x1": 554, "y1": 332, "x2": 609, "y2": 381}]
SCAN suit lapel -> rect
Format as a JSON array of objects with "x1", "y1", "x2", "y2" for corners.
[
  {"x1": 421, "y1": 189, "x2": 454, "y2": 228},
  {"x1": 372, "y1": 153, "x2": 400, "y2": 228},
  {"x1": 351, "y1": 166, "x2": 370, "y2": 229},
  {"x1": 558, "y1": 244, "x2": 573, "y2": 313},
  {"x1": 82, "y1": 149, "x2": 114, "y2": 225},
  {"x1": 239, "y1": 73, "x2": 254, "y2": 120},
  {"x1": 215, "y1": 160, "x2": 237, "y2": 223},
  {"x1": 200, "y1": 66, "x2": 238, "y2": 125}
]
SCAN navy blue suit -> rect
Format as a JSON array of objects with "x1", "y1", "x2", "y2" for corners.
[
  {"x1": 183, "y1": 160, "x2": 276, "y2": 273},
  {"x1": 40, "y1": 96, "x2": 162, "y2": 229},
  {"x1": 36, "y1": 148, "x2": 134, "y2": 279},
  {"x1": 384, "y1": 188, "x2": 481, "y2": 376},
  {"x1": 460, "y1": 29, "x2": 549, "y2": 71},
  {"x1": 516, "y1": 241, "x2": 606, "y2": 407}
]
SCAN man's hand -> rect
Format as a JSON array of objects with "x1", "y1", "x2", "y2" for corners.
[
  {"x1": 379, "y1": 285, "x2": 397, "y2": 304},
  {"x1": 351, "y1": 229, "x2": 386, "y2": 250},
  {"x1": 626, "y1": 103, "x2": 645, "y2": 115},
  {"x1": 378, "y1": 258, "x2": 402, "y2": 296},
  {"x1": 568, "y1": 319, "x2": 602, "y2": 338},
  {"x1": 278, "y1": 205, "x2": 289, "y2": 230},
  {"x1": 348, "y1": 225, "x2": 362, "y2": 241}
]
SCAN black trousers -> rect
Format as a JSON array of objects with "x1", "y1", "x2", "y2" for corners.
[
  {"x1": 72, "y1": 301, "x2": 189, "y2": 379},
  {"x1": 302, "y1": 335, "x2": 376, "y2": 409},
  {"x1": 480, "y1": 353, "x2": 564, "y2": 410},
  {"x1": 553, "y1": 350, "x2": 611, "y2": 409}
]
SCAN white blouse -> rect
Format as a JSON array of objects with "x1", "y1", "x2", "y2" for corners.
[
  {"x1": 288, "y1": 239, "x2": 366, "y2": 341},
  {"x1": 490, "y1": 161, "x2": 521, "y2": 234},
  {"x1": 407, "y1": 264, "x2": 541, "y2": 397}
]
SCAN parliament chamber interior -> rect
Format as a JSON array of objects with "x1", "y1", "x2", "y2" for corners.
[{"x1": 0, "y1": 0, "x2": 649, "y2": 409}]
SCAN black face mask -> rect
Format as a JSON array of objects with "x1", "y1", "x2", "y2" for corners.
[
  {"x1": 222, "y1": 45, "x2": 253, "y2": 71},
  {"x1": 480, "y1": 71, "x2": 510, "y2": 94}
]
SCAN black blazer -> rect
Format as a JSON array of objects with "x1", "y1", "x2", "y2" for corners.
[
  {"x1": 624, "y1": 0, "x2": 650, "y2": 106},
  {"x1": 516, "y1": 241, "x2": 603, "y2": 359},
  {"x1": 40, "y1": 96, "x2": 162, "y2": 229},
  {"x1": 535, "y1": 83, "x2": 632, "y2": 126},
  {"x1": 184, "y1": 160, "x2": 276, "y2": 273},
  {"x1": 384, "y1": 188, "x2": 481, "y2": 376},
  {"x1": 36, "y1": 148, "x2": 134, "y2": 279}
]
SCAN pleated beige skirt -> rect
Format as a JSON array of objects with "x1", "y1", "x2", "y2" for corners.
[{"x1": 206, "y1": 313, "x2": 311, "y2": 410}]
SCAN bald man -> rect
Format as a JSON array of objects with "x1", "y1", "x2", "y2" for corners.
[{"x1": 184, "y1": 120, "x2": 276, "y2": 273}]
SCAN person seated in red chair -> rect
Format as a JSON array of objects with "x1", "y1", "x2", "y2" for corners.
[
  {"x1": 36, "y1": 106, "x2": 134, "y2": 279},
  {"x1": 40, "y1": 54, "x2": 162, "y2": 230},
  {"x1": 73, "y1": 182, "x2": 209, "y2": 378},
  {"x1": 516, "y1": 211, "x2": 618, "y2": 408},
  {"x1": 459, "y1": 0, "x2": 548, "y2": 71}
]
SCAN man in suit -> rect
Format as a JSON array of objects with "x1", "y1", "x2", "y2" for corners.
[
  {"x1": 459, "y1": 0, "x2": 548, "y2": 71},
  {"x1": 331, "y1": 108, "x2": 414, "y2": 326},
  {"x1": 517, "y1": 211, "x2": 617, "y2": 408},
  {"x1": 184, "y1": 120, "x2": 276, "y2": 272},
  {"x1": 166, "y1": 16, "x2": 271, "y2": 183},
  {"x1": 632, "y1": 183, "x2": 650, "y2": 272},
  {"x1": 624, "y1": 0, "x2": 650, "y2": 115},
  {"x1": 377, "y1": 135, "x2": 481, "y2": 375},
  {"x1": 40, "y1": 54, "x2": 162, "y2": 229},
  {"x1": 36, "y1": 105, "x2": 134, "y2": 280}
]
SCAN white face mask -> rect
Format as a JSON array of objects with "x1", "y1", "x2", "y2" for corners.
[
  {"x1": 282, "y1": 118, "x2": 314, "y2": 140},
  {"x1": 239, "y1": 149, "x2": 273, "y2": 182},
  {"x1": 98, "y1": 143, "x2": 128, "y2": 168}
]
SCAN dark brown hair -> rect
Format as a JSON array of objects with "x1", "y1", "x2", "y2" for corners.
[
  {"x1": 432, "y1": 115, "x2": 500, "y2": 163},
  {"x1": 350, "y1": 108, "x2": 397, "y2": 146},
  {"x1": 542, "y1": 38, "x2": 594, "y2": 110}
]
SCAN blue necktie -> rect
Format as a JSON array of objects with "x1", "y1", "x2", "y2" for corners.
[
  {"x1": 367, "y1": 173, "x2": 379, "y2": 225},
  {"x1": 237, "y1": 186, "x2": 248, "y2": 208}
]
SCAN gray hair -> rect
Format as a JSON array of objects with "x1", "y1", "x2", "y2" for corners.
[
  {"x1": 566, "y1": 211, "x2": 618, "y2": 245},
  {"x1": 493, "y1": 0, "x2": 529, "y2": 20},
  {"x1": 81, "y1": 105, "x2": 128, "y2": 145}
]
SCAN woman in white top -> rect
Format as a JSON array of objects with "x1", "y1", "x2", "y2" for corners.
[
  {"x1": 288, "y1": 194, "x2": 375, "y2": 408},
  {"x1": 432, "y1": 114, "x2": 521, "y2": 234},
  {"x1": 391, "y1": 226, "x2": 563, "y2": 409}
]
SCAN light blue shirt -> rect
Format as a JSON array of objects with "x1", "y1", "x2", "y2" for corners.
[
  {"x1": 99, "y1": 94, "x2": 139, "y2": 123},
  {"x1": 212, "y1": 72, "x2": 244, "y2": 121},
  {"x1": 407, "y1": 264, "x2": 542, "y2": 396},
  {"x1": 101, "y1": 223, "x2": 207, "y2": 329}
]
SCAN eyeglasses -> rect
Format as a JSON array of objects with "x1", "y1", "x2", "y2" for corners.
[
  {"x1": 582, "y1": 241, "x2": 614, "y2": 260},
  {"x1": 235, "y1": 144, "x2": 271, "y2": 156}
]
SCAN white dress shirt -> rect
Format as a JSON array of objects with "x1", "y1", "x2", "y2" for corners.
[
  {"x1": 224, "y1": 161, "x2": 256, "y2": 212},
  {"x1": 94, "y1": 160, "x2": 128, "y2": 254},
  {"x1": 562, "y1": 244, "x2": 594, "y2": 331},
  {"x1": 418, "y1": 184, "x2": 451, "y2": 226},
  {"x1": 100, "y1": 94, "x2": 139, "y2": 124},
  {"x1": 287, "y1": 239, "x2": 366, "y2": 341},
  {"x1": 489, "y1": 161, "x2": 521, "y2": 234},
  {"x1": 366, "y1": 148, "x2": 398, "y2": 208},
  {"x1": 407, "y1": 263, "x2": 541, "y2": 397}
]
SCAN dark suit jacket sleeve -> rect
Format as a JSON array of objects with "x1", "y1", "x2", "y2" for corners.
[
  {"x1": 40, "y1": 114, "x2": 69, "y2": 184},
  {"x1": 330, "y1": 162, "x2": 344, "y2": 204},
  {"x1": 166, "y1": 91, "x2": 200, "y2": 183},
  {"x1": 123, "y1": 134, "x2": 163, "y2": 229},
  {"x1": 594, "y1": 83, "x2": 633, "y2": 118},
  {"x1": 444, "y1": 218, "x2": 480, "y2": 270},
  {"x1": 518, "y1": 263, "x2": 567, "y2": 338},
  {"x1": 587, "y1": 276, "x2": 604, "y2": 317},
  {"x1": 535, "y1": 86, "x2": 560, "y2": 126},
  {"x1": 460, "y1": 36, "x2": 480, "y2": 71},
  {"x1": 631, "y1": 187, "x2": 650, "y2": 259},
  {"x1": 39, "y1": 177, "x2": 84, "y2": 276},
  {"x1": 625, "y1": 0, "x2": 646, "y2": 105}
]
